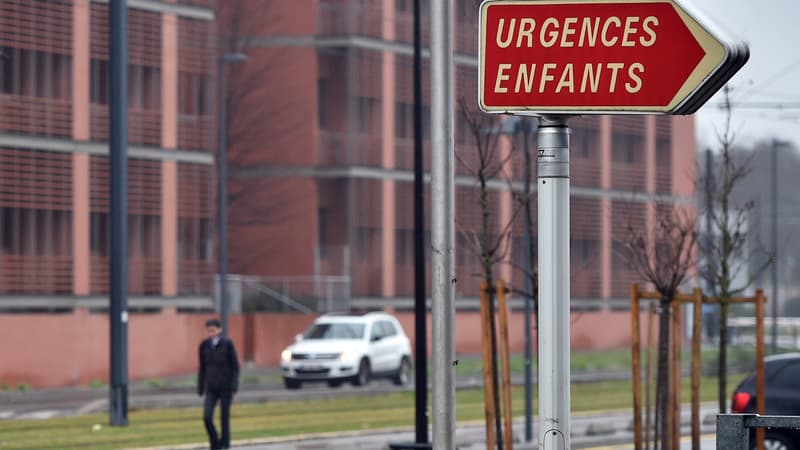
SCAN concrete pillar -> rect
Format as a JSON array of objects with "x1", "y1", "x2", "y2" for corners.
[
  {"x1": 161, "y1": 12, "x2": 178, "y2": 296},
  {"x1": 380, "y1": 0, "x2": 396, "y2": 298},
  {"x1": 498, "y1": 131, "x2": 513, "y2": 285},
  {"x1": 600, "y1": 116, "x2": 612, "y2": 302},
  {"x1": 72, "y1": 0, "x2": 90, "y2": 296},
  {"x1": 645, "y1": 115, "x2": 657, "y2": 273}
]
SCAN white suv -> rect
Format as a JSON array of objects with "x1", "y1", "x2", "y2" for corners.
[{"x1": 280, "y1": 312, "x2": 412, "y2": 389}]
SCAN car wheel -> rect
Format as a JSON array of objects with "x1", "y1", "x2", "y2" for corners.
[
  {"x1": 327, "y1": 379, "x2": 342, "y2": 388},
  {"x1": 393, "y1": 357, "x2": 412, "y2": 386},
  {"x1": 352, "y1": 359, "x2": 371, "y2": 386},
  {"x1": 763, "y1": 432, "x2": 797, "y2": 450},
  {"x1": 284, "y1": 378, "x2": 302, "y2": 390}
]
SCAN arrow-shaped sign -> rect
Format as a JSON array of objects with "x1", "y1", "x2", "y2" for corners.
[{"x1": 478, "y1": 0, "x2": 749, "y2": 115}]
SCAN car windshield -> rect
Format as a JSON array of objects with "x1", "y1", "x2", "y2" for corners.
[{"x1": 303, "y1": 322, "x2": 365, "y2": 340}]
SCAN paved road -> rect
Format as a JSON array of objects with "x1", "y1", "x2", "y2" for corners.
[
  {"x1": 0, "y1": 380, "x2": 408, "y2": 419},
  {"x1": 0, "y1": 369, "x2": 631, "y2": 420}
]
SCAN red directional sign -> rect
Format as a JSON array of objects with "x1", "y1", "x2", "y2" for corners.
[{"x1": 478, "y1": 0, "x2": 748, "y2": 115}]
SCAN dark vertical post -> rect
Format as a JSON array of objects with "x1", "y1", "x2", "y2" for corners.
[
  {"x1": 218, "y1": 57, "x2": 229, "y2": 339},
  {"x1": 412, "y1": 0, "x2": 429, "y2": 444},
  {"x1": 691, "y1": 289, "x2": 703, "y2": 450},
  {"x1": 771, "y1": 141, "x2": 778, "y2": 353},
  {"x1": 756, "y1": 290, "x2": 766, "y2": 450},
  {"x1": 631, "y1": 284, "x2": 642, "y2": 450},
  {"x1": 704, "y1": 149, "x2": 715, "y2": 340},
  {"x1": 705, "y1": 149, "x2": 713, "y2": 262},
  {"x1": 522, "y1": 118, "x2": 534, "y2": 442},
  {"x1": 109, "y1": 0, "x2": 129, "y2": 427}
]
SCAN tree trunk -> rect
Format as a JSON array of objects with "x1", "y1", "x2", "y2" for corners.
[
  {"x1": 480, "y1": 170, "x2": 503, "y2": 449},
  {"x1": 656, "y1": 298, "x2": 672, "y2": 450},
  {"x1": 718, "y1": 301, "x2": 729, "y2": 413}
]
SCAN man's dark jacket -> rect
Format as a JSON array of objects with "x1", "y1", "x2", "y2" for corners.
[{"x1": 198, "y1": 338, "x2": 240, "y2": 394}]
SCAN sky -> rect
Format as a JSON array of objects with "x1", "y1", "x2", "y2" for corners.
[{"x1": 691, "y1": 0, "x2": 800, "y2": 150}]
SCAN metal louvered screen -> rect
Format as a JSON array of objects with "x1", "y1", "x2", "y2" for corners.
[{"x1": 0, "y1": 148, "x2": 73, "y2": 295}]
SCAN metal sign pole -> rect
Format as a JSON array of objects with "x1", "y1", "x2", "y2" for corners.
[
  {"x1": 522, "y1": 118, "x2": 535, "y2": 443},
  {"x1": 412, "y1": 0, "x2": 430, "y2": 444},
  {"x1": 109, "y1": 0, "x2": 129, "y2": 428},
  {"x1": 430, "y1": 0, "x2": 455, "y2": 449},
  {"x1": 537, "y1": 115, "x2": 571, "y2": 449}
]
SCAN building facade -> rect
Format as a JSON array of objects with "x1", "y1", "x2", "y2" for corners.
[
  {"x1": 0, "y1": 0, "x2": 217, "y2": 309},
  {"x1": 221, "y1": 0, "x2": 697, "y2": 312}
]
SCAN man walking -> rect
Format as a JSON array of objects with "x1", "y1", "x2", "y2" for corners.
[{"x1": 198, "y1": 318, "x2": 240, "y2": 450}]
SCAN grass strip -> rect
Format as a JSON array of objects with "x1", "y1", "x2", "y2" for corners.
[{"x1": 0, "y1": 374, "x2": 738, "y2": 450}]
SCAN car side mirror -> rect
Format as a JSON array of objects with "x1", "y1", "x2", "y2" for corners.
[
  {"x1": 294, "y1": 334, "x2": 303, "y2": 343},
  {"x1": 371, "y1": 334, "x2": 382, "y2": 342}
]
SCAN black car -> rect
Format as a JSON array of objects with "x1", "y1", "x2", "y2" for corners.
[{"x1": 732, "y1": 352, "x2": 800, "y2": 450}]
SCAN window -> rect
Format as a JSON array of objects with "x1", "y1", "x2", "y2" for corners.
[
  {"x1": 198, "y1": 218, "x2": 213, "y2": 261},
  {"x1": 356, "y1": 97, "x2": 380, "y2": 133},
  {"x1": 90, "y1": 59, "x2": 109, "y2": 104},
  {"x1": 395, "y1": 229, "x2": 414, "y2": 265},
  {"x1": 0, "y1": 47, "x2": 12, "y2": 94},
  {"x1": 305, "y1": 322, "x2": 365, "y2": 340},
  {"x1": 371, "y1": 322, "x2": 396, "y2": 340},
  {"x1": 392, "y1": 99, "x2": 425, "y2": 140},
  {"x1": 572, "y1": 239, "x2": 599, "y2": 265},
  {"x1": 129, "y1": 65, "x2": 161, "y2": 110},
  {"x1": 773, "y1": 362, "x2": 800, "y2": 389},
  {"x1": 422, "y1": 105, "x2": 431, "y2": 139},
  {"x1": 179, "y1": 72, "x2": 212, "y2": 115},
  {"x1": 395, "y1": 102, "x2": 410, "y2": 139},
  {"x1": 0, "y1": 207, "x2": 17, "y2": 253},
  {"x1": 318, "y1": 207, "x2": 328, "y2": 258},
  {"x1": 455, "y1": 110, "x2": 470, "y2": 144},
  {"x1": 356, "y1": 227, "x2": 381, "y2": 262},
  {"x1": 612, "y1": 132, "x2": 642, "y2": 164},
  {"x1": 178, "y1": 217, "x2": 213, "y2": 261},
  {"x1": 656, "y1": 137, "x2": 671, "y2": 165},
  {"x1": 1, "y1": 47, "x2": 71, "y2": 99},
  {"x1": 90, "y1": 212, "x2": 109, "y2": 257},
  {"x1": 127, "y1": 215, "x2": 159, "y2": 258},
  {"x1": 380, "y1": 320, "x2": 398, "y2": 337},
  {"x1": 318, "y1": 78, "x2": 328, "y2": 129},
  {"x1": 572, "y1": 127, "x2": 599, "y2": 159}
]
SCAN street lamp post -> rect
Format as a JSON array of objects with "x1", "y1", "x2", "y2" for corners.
[{"x1": 218, "y1": 52, "x2": 248, "y2": 339}]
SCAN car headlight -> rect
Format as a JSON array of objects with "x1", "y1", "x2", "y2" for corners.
[
  {"x1": 339, "y1": 350, "x2": 357, "y2": 363},
  {"x1": 281, "y1": 349, "x2": 292, "y2": 363}
]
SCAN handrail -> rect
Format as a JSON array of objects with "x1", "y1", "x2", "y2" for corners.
[
  {"x1": 241, "y1": 278, "x2": 315, "y2": 314},
  {"x1": 717, "y1": 414, "x2": 800, "y2": 450}
]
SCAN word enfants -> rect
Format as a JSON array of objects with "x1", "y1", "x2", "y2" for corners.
[{"x1": 491, "y1": 15, "x2": 660, "y2": 95}]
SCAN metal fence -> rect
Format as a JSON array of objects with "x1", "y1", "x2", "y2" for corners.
[
  {"x1": 215, "y1": 275, "x2": 352, "y2": 314},
  {"x1": 717, "y1": 414, "x2": 800, "y2": 450}
]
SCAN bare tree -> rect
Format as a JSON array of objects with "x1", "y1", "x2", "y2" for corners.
[
  {"x1": 456, "y1": 97, "x2": 520, "y2": 450},
  {"x1": 620, "y1": 203, "x2": 698, "y2": 450},
  {"x1": 506, "y1": 121, "x2": 538, "y2": 332},
  {"x1": 699, "y1": 86, "x2": 772, "y2": 413}
]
